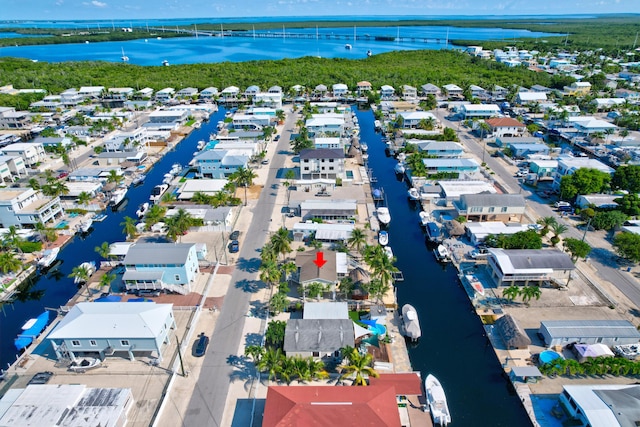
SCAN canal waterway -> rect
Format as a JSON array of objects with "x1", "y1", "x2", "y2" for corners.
[
  {"x1": 356, "y1": 108, "x2": 532, "y2": 426},
  {"x1": 0, "y1": 107, "x2": 227, "y2": 370}
]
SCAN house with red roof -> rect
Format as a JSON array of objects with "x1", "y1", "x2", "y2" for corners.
[{"x1": 485, "y1": 117, "x2": 526, "y2": 138}]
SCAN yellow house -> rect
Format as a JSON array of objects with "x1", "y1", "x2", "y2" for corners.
[{"x1": 563, "y1": 81, "x2": 591, "y2": 96}]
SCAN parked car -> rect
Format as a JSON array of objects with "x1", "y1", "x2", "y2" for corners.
[
  {"x1": 274, "y1": 135, "x2": 281, "y2": 141},
  {"x1": 261, "y1": 158, "x2": 270, "y2": 165},
  {"x1": 194, "y1": 333, "x2": 209, "y2": 357},
  {"x1": 229, "y1": 230, "x2": 240, "y2": 240},
  {"x1": 229, "y1": 240, "x2": 239, "y2": 253},
  {"x1": 57, "y1": 171, "x2": 69, "y2": 179},
  {"x1": 28, "y1": 371, "x2": 53, "y2": 385},
  {"x1": 554, "y1": 201, "x2": 571, "y2": 208}
]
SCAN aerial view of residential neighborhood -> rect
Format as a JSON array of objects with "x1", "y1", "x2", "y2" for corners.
[{"x1": 1, "y1": 5, "x2": 640, "y2": 427}]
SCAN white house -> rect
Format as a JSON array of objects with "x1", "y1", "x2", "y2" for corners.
[
  {"x1": 0, "y1": 142, "x2": 45, "y2": 167},
  {"x1": 552, "y1": 156, "x2": 615, "y2": 189},
  {"x1": 0, "y1": 155, "x2": 26, "y2": 180},
  {"x1": 398, "y1": 111, "x2": 438, "y2": 128},
  {"x1": 402, "y1": 85, "x2": 418, "y2": 100},
  {"x1": 220, "y1": 86, "x2": 240, "y2": 100},
  {"x1": 155, "y1": 88, "x2": 176, "y2": 103},
  {"x1": 443, "y1": 84, "x2": 463, "y2": 98},
  {"x1": 459, "y1": 104, "x2": 501, "y2": 119},
  {"x1": 487, "y1": 248, "x2": 575, "y2": 287},
  {"x1": 305, "y1": 117, "x2": 344, "y2": 135},
  {"x1": 253, "y1": 92, "x2": 283, "y2": 109},
  {"x1": 299, "y1": 148, "x2": 345, "y2": 180},
  {"x1": 200, "y1": 87, "x2": 219, "y2": 99},
  {"x1": 559, "y1": 384, "x2": 640, "y2": 427},
  {"x1": 103, "y1": 128, "x2": 149, "y2": 152},
  {"x1": 485, "y1": 117, "x2": 526, "y2": 138},
  {"x1": 332, "y1": 83, "x2": 349, "y2": 97},
  {"x1": 516, "y1": 92, "x2": 547, "y2": 104},
  {"x1": 0, "y1": 187, "x2": 64, "y2": 227},
  {"x1": 380, "y1": 85, "x2": 395, "y2": 99},
  {"x1": 176, "y1": 87, "x2": 199, "y2": 99},
  {"x1": 193, "y1": 149, "x2": 250, "y2": 179}
]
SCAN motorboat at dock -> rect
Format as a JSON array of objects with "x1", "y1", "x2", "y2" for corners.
[
  {"x1": 376, "y1": 207, "x2": 391, "y2": 226},
  {"x1": 419, "y1": 211, "x2": 432, "y2": 227},
  {"x1": 426, "y1": 222, "x2": 442, "y2": 243},
  {"x1": 150, "y1": 184, "x2": 169, "y2": 203},
  {"x1": 37, "y1": 247, "x2": 60, "y2": 269},
  {"x1": 109, "y1": 187, "x2": 127, "y2": 207},
  {"x1": 434, "y1": 244, "x2": 451, "y2": 262},
  {"x1": 408, "y1": 187, "x2": 420, "y2": 201},
  {"x1": 132, "y1": 174, "x2": 146, "y2": 186},
  {"x1": 378, "y1": 230, "x2": 389, "y2": 246},
  {"x1": 394, "y1": 162, "x2": 406, "y2": 175},
  {"x1": 401, "y1": 304, "x2": 421, "y2": 341},
  {"x1": 425, "y1": 374, "x2": 452, "y2": 426},
  {"x1": 76, "y1": 218, "x2": 93, "y2": 234},
  {"x1": 465, "y1": 274, "x2": 485, "y2": 297},
  {"x1": 136, "y1": 202, "x2": 149, "y2": 218}
]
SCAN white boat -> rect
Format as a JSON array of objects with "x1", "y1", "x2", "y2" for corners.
[
  {"x1": 150, "y1": 184, "x2": 169, "y2": 203},
  {"x1": 197, "y1": 140, "x2": 206, "y2": 150},
  {"x1": 170, "y1": 163, "x2": 182, "y2": 175},
  {"x1": 425, "y1": 374, "x2": 451, "y2": 426},
  {"x1": 360, "y1": 142, "x2": 368, "y2": 152},
  {"x1": 465, "y1": 274, "x2": 485, "y2": 296},
  {"x1": 136, "y1": 202, "x2": 149, "y2": 218},
  {"x1": 132, "y1": 174, "x2": 146, "y2": 186},
  {"x1": 378, "y1": 230, "x2": 389, "y2": 246},
  {"x1": 376, "y1": 207, "x2": 391, "y2": 225},
  {"x1": 109, "y1": 187, "x2": 127, "y2": 207},
  {"x1": 120, "y1": 47, "x2": 129, "y2": 62},
  {"x1": 37, "y1": 247, "x2": 60, "y2": 269},
  {"x1": 162, "y1": 59, "x2": 169, "y2": 66},
  {"x1": 384, "y1": 246, "x2": 394, "y2": 260},
  {"x1": 162, "y1": 175, "x2": 173, "y2": 185},
  {"x1": 434, "y1": 244, "x2": 451, "y2": 262},
  {"x1": 345, "y1": 43, "x2": 352, "y2": 50},
  {"x1": 419, "y1": 211, "x2": 432, "y2": 227},
  {"x1": 408, "y1": 187, "x2": 420, "y2": 201},
  {"x1": 68, "y1": 357, "x2": 102, "y2": 372},
  {"x1": 73, "y1": 261, "x2": 96, "y2": 284},
  {"x1": 401, "y1": 304, "x2": 421, "y2": 341},
  {"x1": 394, "y1": 162, "x2": 405, "y2": 175},
  {"x1": 92, "y1": 213, "x2": 107, "y2": 222},
  {"x1": 397, "y1": 152, "x2": 407, "y2": 162},
  {"x1": 76, "y1": 219, "x2": 92, "y2": 234},
  {"x1": 374, "y1": 120, "x2": 382, "y2": 131},
  {"x1": 367, "y1": 49, "x2": 372, "y2": 57}
]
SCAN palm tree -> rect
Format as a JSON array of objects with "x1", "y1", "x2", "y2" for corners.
[
  {"x1": 260, "y1": 241, "x2": 278, "y2": 264},
  {"x1": 339, "y1": 347, "x2": 379, "y2": 386},
  {"x1": 120, "y1": 216, "x2": 138, "y2": 240},
  {"x1": 68, "y1": 263, "x2": 92, "y2": 284},
  {"x1": 363, "y1": 245, "x2": 398, "y2": 288},
  {"x1": 259, "y1": 259, "x2": 281, "y2": 288},
  {"x1": 283, "y1": 169, "x2": 295, "y2": 204},
  {"x1": 269, "y1": 292, "x2": 289, "y2": 315},
  {"x1": 3, "y1": 225, "x2": 23, "y2": 252},
  {"x1": 519, "y1": 285, "x2": 542, "y2": 304},
  {"x1": 0, "y1": 252, "x2": 21, "y2": 274},
  {"x1": 347, "y1": 227, "x2": 367, "y2": 256},
  {"x1": 99, "y1": 272, "x2": 116, "y2": 290},
  {"x1": 106, "y1": 169, "x2": 124, "y2": 187},
  {"x1": 229, "y1": 166, "x2": 257, "y2": 206},
  {"x1": 76, "y1": 191, "x2": 92, "y2": 206},
  {"x1": 244, "y1": 344, "x2": 265, "y2": 363},
  {"x1": 502, "y1": 284, "x2": 520, "y2": 302},
  {"x1": 256, "y1": 348, "x2": 284, "y2": 381},
  {"x1": 165, "y1": 208, "x2": 193, "y2": 241},
  {"x1": 270, "y1": 228, "x2": 292, "y2": 261},
  {"x1": 537, "y1": 216, "x2": 557, "y2": 236},
  {"x1": 550, "y1": 223, "x2": 569, "y2": 246},
  {"x1": 95, "y1": 241, "x2": 111, "y2": 260},
  {"x1": 28, "y1": 178, "x2": 40, "y2": 190},
  {"x1": 144, "y1": 204, "x2": 167, "y2": 229}
]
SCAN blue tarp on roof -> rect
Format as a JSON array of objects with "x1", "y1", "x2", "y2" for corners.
[
  {"x1": 14, "y1": 310, "x2": 50, "y2": 352},
  {"x1": 95, "y1": 295, "x2": 122, "y2": 302},
  {"x1": 127, "y1": 297, "x2": 151, "y2": 302}
]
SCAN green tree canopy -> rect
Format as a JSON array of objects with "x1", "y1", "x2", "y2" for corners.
[
  {"x1": 614, "y1": 193, "x2": 640, "y2": 216},
  {"x1": 484, "y1": 230, "x2": 542, "y2": 249},
  {"x1": 591, "y1": 210, "x2": 628, "y2": 231},
  {"x1": 612, "y1": 165, "x2": 640, "y2": 193},
  {"x1": 613, "y1": 232, "x2": 640, "y2": 263},
  {"x1": 563, "y1": 237, "x2": 592, "y2": 262},
  {"x1": 560, "y1": 168, "x2": 611, "y2": 199}
]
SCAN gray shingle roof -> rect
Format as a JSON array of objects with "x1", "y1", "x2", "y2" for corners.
[
  {"x1": 462, "y1": 193, "x2": 526, "y2": 208},
  {"x1": 502, "y1": 249, "x2": 575, "y2": 270},
  {"x1": 123, "y1": 243, "x2": 194, "y2": 265},
  {"x1": 284, "y1": 319, "x2": 355, "y2": 353},
  {"x1": 299, "y1": 148, "x2": 345, "y2": 160}
]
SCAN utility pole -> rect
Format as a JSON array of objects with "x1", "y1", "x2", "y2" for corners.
[
  {"x1": 581, "y1": 216, "x2": 593, "y2": 242},
  {"x1": 175, "y1": 336, "x2": 186, "y2": 377}
]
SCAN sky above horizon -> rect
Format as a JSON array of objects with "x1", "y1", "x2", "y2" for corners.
[{"x1": 3, "y1": 0, "x2": 640, "y2": 21}]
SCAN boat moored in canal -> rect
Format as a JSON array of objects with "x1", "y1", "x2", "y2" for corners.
[
  {"x1": 434, "y1": 244, "x2": 451, "y2": 262},
  {"x1": 14, "y1": 310, "x2": 50, "y2": 352},
  {"x1": 109, "y1": 187, "x2": 128, "y2": 208},
  {"x1": 376, "y1": 207, "x2": 391, "y2": 226},
  {"x1": 401, "y1": 304, "x2": 421, "y2": 341},
  {"x1": 425, "y1": 374, "x2": 452, "y2": 426},
  {"x1": 378, "y1": 230, "x2": 389, "y2": 246},
  {"x1": 150, "y1": 184, "x2": 169, "y2": 203},
  {"x1": 37, "y1": 247, "x2": 60, "y2": 269}
]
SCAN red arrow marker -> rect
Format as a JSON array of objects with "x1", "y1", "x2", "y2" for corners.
[{"x1": 313, "y1": 251, "x2": 327, "y2": 268}]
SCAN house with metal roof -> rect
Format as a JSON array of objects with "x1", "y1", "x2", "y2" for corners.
[
  {"x1": 559, "y1": 384, "x2": 640, "y2": 427},
  {"x1": 529, "y1": 159, "x2": 558, "y2": 180},
  {"x1": 421, "y1": 83, "x2": 441, "y2": 97},
  {"x1": 398, "y1": 111, "x2": 438, "y2": 128},
  {"x1": 459, "y1": 103, "x2": 501, "y2": 119},
  {"x1": 552, "y1": 156, "x2": 615, "y2": 189},
  {"x1": 299, "y1": 199, "x2": 357, "y2": 221},
  {"x1": 122, "y1": 243, "x2": 199, "y2": 294},
  {"x1": 303, "y1": 302, "x2": 349, "y2": 319},
  {"x1": 305, "y1": 116, "x2": 344, "y2": 135},
  {"x1": 465, "y1": 221, "x2": 530, "y2": 245},
  {"x1": 292, "y1": 222, "x2": 354, "y2": 243},
  {"x1": 438, "y1": 179, "x2": 497, "y2": 201},
  {"x1": 48, "y1": 302, "x2": 176, "y2": 362},
  {"x1": 283, "y1": 319, "x2": 355, "y2": 359},
  {"x1": 193, "y1": 149, "x2": 250, "y2": 179},
  {"x1": 516, "y1": 91, "x2": 547, "y2": 104},
  {"x1": 575, "y1": 194, "x2": 620, "y2": 210},
  {"x1": 539, "y1": 320, "x2": 640, "y2": 347},
  {"x1": 454, "y1": 193, "x2": 526, "y2": 222},
  {"x1": 443, "y1": 84, "x2": 463, "y2": 98},
  {"x1": 380, "y1": 85, "x2": 395, "y2": 99},
  {"x1": 299, "y1": 148, "x2": 345, "y2": 180},
  {"x1": 422, "y1": 158, "x2": 480, "y2": 176},
  {"x1": 506, "y1": 142, "x2": 550, "y2": 158},
  {"x1": 401, "y1": 85, "x2": 417, "y2": 100},
  {"x1": 407, "y1": 140, "x2": 464, "y2": 158},
  {"x1": 487, "y1": 248, "x2": 575, "y2": 287}
]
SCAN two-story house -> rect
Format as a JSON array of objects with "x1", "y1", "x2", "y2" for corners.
[
  {"x1": 144, "y1": 110, "x2": 188, "y2": 130},
  {"x1": 332, "y1": 83, "x2": 349, "y2": 98},
  {"x1": 0, "y1": 142, "x2": 46, "y2": 167},
  {"x1": 459, "y1": 104, "x2": 501, "y2": 119},
  {"x1": 253, "y1": 93, "x2": 283, "y2": 109},
  {"x1": 0, "y1": 155, "x2": 27, "y2": 181},
  {"x1": 552, "y1": 156, "x2": 615, "y2": 189},
  {"x1": 398, "y1": 111, "x2": 438, "y2": 128},
  {"x1": 563, "y1": 81, "x2": 591, "y2": 96},
  {"x1": 380, "y1": 85, "x2": 395, "y2": 99},
  {"x1": 407, "y1": 140, "x2": 464, "y2": 158},
  {"x1": 454, "y1": 193, "x2": 526, "y2": 222},
  {"x1": 176, "y1": 87, "x2": 199, "y2": 99},
  {"x1": 356, "y1": 81, "x2": 372, "y2": 96},
  {"x1": 299, "y1": 148, "x2": 345, "y2": 180},
  {"x1": 199, "y1": 87, "x2": 219, "y2": 99},
  {"x1": 485, "y1": 117, "x2": 526, "y2": 138},
  {"x1": 421, "y1": 158, "x2": 480, "y2": 176},
  {"x1": 421, "y1": 83, "x2": 441, "y2": 97},
  {"x1": 232, "y1": 114, "x2": 272, "y2": 130},
  {"x1": 487, "y1": 248, "x2": 575, "y2": 287},
  {"x1": 0, "y1": 108, "x2": 31, "y2": 129},
  {"x1": 122, "y1": 243, "x2": 200, "y2": 294},
  {"x1": 0, "y1": 187, "x2": 64, "y2": 228},
  {"x1": 305, "y1": 116, "x2": 344, "y2": 136},
  {"x1": 193, "y1": 149, "x2": 250, "y2": 179},
  {"x1": 220, "y1": 86, "x2": 240, "y2": 101},
  {"x1": 401, "y1": 85, "x2": 418, "y2": 101},
  {"x1": 155, "y1": 88, "x2": 176, "y2": 103},
  {"x1": 442, "y1": 84, "x2": 463, "y2": 98},
  {"x1": 103, "y1": 128, "x2": 149, "y2": 152}
]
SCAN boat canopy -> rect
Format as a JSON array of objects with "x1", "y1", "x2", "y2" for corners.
[{"x1": 15, "y1": 311, "x2": 50, "y2": 351}]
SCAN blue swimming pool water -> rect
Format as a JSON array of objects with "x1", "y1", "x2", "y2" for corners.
[
  {"x1": 539, "y1": 350, "x2": 562, "y2": 364},
  {"x1": 345, "y1": 170, "x2": 354, "y2": 179},
  {"x1": 369, "y1": 323, "x2": 387, "y2": 336},
  {"x1": 530, "y1": 395, "x2": 565, "y2": 427},
  {"x1": 54, "y1": 220, "x2": 69, "y2": 229},
  {"x1": 204, "y1": 140, "x2": 218, "y2": 150}
]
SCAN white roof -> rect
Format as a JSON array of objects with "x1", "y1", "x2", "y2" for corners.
[
  {"x1": 306, "y1": 117, "x2": 344, "y2": 127},
  {"x1": 465, "y1": 222, "x2": 529, "y2": 239},
  {"x1": 332, "y1": 83, "x2": 348, "y2": 90},
  {"x1": 443, "y1": 84, "x2": 462, "y2": 91},
  {"x1": 303, "y1": 302, "x2": 349, "y2": 319},
  {"x1": 563, "y1": 384, "x2": 637, "y2": 427},
  {"x1": 178, "y1": 179, "x2": 228, "y2": 199},
  {"x1": 461, "y1": 104, "x2": 501, "y2": 112},
  {"x1": 438, "y1": 180, "x2": 496, "y2": 198},
  {"x1": 399, "y1": 111, "x2": 438, "y2": 121},
  {"x1": 518, "y1": 92, "x2": 547, "y2": 101},
  {"x1": 48, "y1": 302, "x2": 173, "y2": 340}
]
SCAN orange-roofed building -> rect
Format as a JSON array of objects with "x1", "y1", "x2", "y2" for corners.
[
  {"x1": 485, "y1": 117, "x2": 526, "y2": 138},
  {"x1": 262, "y1": 385, "x2": 402, "y2": 427},
  {"x1": 368, "y1": 372, "x2": 423, "y2": 396}
]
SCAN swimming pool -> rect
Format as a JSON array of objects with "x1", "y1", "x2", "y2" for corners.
[
  {"x1": 54, "y1": 220, "x2": 69, "y2": 229},
  {"x1": 345, "y1": 170, "x2": 354, "y2": 179},
  {"x1": 530, "y1": 394, "x2": 566, "y2": 427},
  {"x1": 539, "y1": 350, "x2": 562, "y2": 364},
  {"x1": 368, "y1": 323, "x2": 387, "y2": 337}
]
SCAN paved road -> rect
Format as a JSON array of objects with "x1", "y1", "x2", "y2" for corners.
[{"x1": 182, "y1": 111, "x2": 297, "y2": 427}]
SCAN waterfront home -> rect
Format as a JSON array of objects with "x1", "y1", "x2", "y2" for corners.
[
  {"x1": 253, "y1": 92, "x2": 283, "y2": 109},
  {"x1": 559, "y1": 384, "x2": 640, "y2": 427},
  {"x1": 68, "y1": 166, "x2": 123, "y2": 182},
  {"x1": 60, "y1": 89, "x2": 85, "y2": 107},
  {"x1": 78, "y1": 85, "x2": 105, "y2": 98},
  {"x1": 212, "y1": 140, "x2": 260, "y2": 156},
  {"x1": 485, "y1": 117, "x2": 526, "y2": 138},
  {"x1": 0, "y1": 108, "x2": 30, "y2": 129},
  {"x1": 0, "y1": 187, "x2": 63, "y2": 228},
  {"x1": 299, "y1": 148, "x2": 345, "y2": 180},
  {"x1": 398, "y1": 111, "x2": 438, "y2": 128},
  {"x1": 193, "y1": 149, "x2": 250, "y2": 179},
  {"x1": 176, "y1": 87, "x2": 199, "y2": 99},
  {"x1": 107, "y1": 87, "x2": 135, "y2": 100},
  {"x1": 292, "y1": 222, "x2": 354, "y2": 243},
  {"x1": 305, "y1": 116, "x2": 344, "y2": 135},
  {"x1": 563, "y1": 81, "x2": 592, "y2": 96},
  {"x1": 491, "y1": 85, "x2": 509, "y2": 99},
  {"x1": 263, "y1": 385, "x2": 402, "y2": 427},
  {"x1": 575, "y1": 194, "x2": 619, "y2": 210},
  {"x1": 165, "y1": 205, "x2": 235, "y2": 229},
  {"x1": 232, "y1": 114, "x2": 272, "y2": 130},
  {"x1": 155, "y1": 88, "x2": 176, "y2": 103},
  {"x1": 176, "y1": 179, "x2": 228, "y2": 200},
  {"x1": 64, "y1": 180, "x2": 103, "y2": 200},
  {"x1": 438, "y1": 180, "x2": 497, "y2": 202},
  {"x1": 506, "y1": 142, "x2": 550, "y2": 158},
  {"x1": 313, "y1": 84, "x2": 328, "y2": 97},
  {"x1": 401, "y1": 85, "x2": 418, "y2": 101},
  {"x1": 356, "y1": 81, "x2": 372, "y2": 96},
  {"x1": 465, "y1": 221, "x2": 530, "y2": 246},
  {"x1": 0, "y1": 155, "x2": 27, "y2": 180},
  {"x1": 283, "y1": 319, "x2": 354, "y2": 359},
  {"x1": 539, "y1": 319, "x2": 640, "y2": 347},
  {"x1": 144, "y1": 110, "x2": 188, "y2": 131},
  {"x1": 0, "y1": 142, "x2": 45, "y2": 167},
  {"x1": 516, "y1": 91, "x2": 547, "y2": 104},
  {"x1": 96, "y1": 151, "x2": 147, "y2": 166},
  {"x1": 406, "y1": 140, "x2": 464, "y2": 158},
  {"x1": 298, "y1": 199, "x2": 357, "y2": 221},
  {"x1": 244, "y1": 85, "x2": 260, "y2": 98},
  {"x1": 302, "y1": 302, "x2": 349, "y2": 319},
  {"x1": 528, "y1": 159, "x2": 558, "y2": 180},
  {"x1": 454, "y1": 193, "x2": 526, "y2": 222},
  {"x1": 459, "y1": 103, "x2": 501, "y2": 120},
  {"x1": 0, "y1": 384, "x2": 134, "y2": 426},
  {"x1": 421, "y1": 83, "x2": 441, "y2": 97},
  {"x1": 313, "y1": 137, "x2": 343, "y2": 150},
  {"x1": 135, "y1": 87, "x2": 154, "y2": 99},
  {"x1": 103, "y1": 128, "x2": 149, "y2": 152},
  {"x1": 332, "y1": 83, "x2": 349, "y2": 98},
  {"x1": 380, "y1": 85, "x2": 395, "y2": 99},
  {"x1": 48, "y1": 302, "x2": 176, "y2": 362},
  {"x1": 268, "y1": 86, "x2": 282, "y2": 94},
  {"x1": 487, "y1": 248, "x2": 575, "y2": 287},
  {"x1": 552, "y1": 156, "x2": 614, "y2": 189},
  {"x1": 30, "y1": 95, "x2": 63, "y2": 111},
  {"x1": 295, "y1": 249, "x2": 346, "y2": 288},
  {"x1": 591, "y1": 98, "x2": 625, "y2": 110},
  {"x1": 495, "y1": 136, "x2": 542, "y2": 148},
  {"x1": 199, "y1": 87, "x2": 219, "y2": 99},
  {"x1": 443, "y1": 84, "x2": 463, "y2": 98},
  {"x1": 421, "y1": 158, "x2": 480, "y2": 176},
  {"x1": 470, "y1": 84, "x2": 486, "y2": 98},
  {"x1": 122, "y1": 243, "x2": 199, "y2": 294},
  {"x1": 567, "y1": 116, "x2": 617, "y2": 135}
]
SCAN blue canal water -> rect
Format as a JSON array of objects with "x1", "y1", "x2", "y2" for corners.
[
  {"x1": 357, "y1": 108, "x2": 532, "y2": 426},
  {"x1": 0, "y1": 24, "x2": 556, "y2": 65},
  {"x1": 0, "y1": 107, "x2": 227, "y2": 370}
]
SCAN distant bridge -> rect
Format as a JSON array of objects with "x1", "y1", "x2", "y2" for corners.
[{"x1": 150, "y1": 27, "x2": 450, "y2": 45}]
